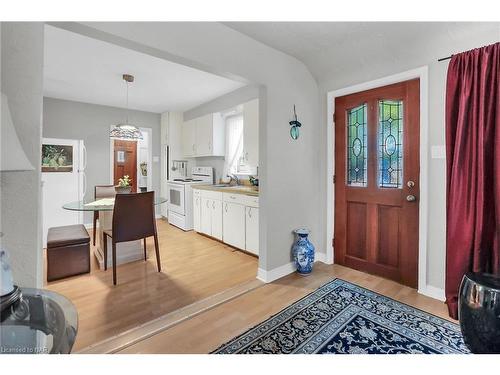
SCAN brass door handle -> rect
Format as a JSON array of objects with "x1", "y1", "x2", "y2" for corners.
[{"x1": 406, "y1": 194, "x2": 417, "y2": 202}]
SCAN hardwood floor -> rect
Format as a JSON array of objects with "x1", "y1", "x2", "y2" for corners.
[
  {"x1": 118, "y1": 262, "x2": 452, "y2": 354},
  {"x1": 45, "y1": 219, "x2": 258, "y2": 351}
]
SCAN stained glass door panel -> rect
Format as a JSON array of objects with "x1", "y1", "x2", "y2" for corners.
[
  {"x1": 334, "y1": 79, "x2": 420, "y2": 288},
  {"x1": 378, "y1": 100, "x2": 403, "y2": 188},
  {"x1": 347, "y1": 104, "x2": 367, "y2": 186}
]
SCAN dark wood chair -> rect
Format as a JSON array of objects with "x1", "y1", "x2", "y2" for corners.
[
  {"x1": 93, "y1": 185, "x2": 116, "y2": 246},
  {"x1": 103, "y1": 191, "x2": 161, "y2": 285}
]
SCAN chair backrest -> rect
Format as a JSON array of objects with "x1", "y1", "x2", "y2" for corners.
[
  {"x1": 112, "y1": 191, "x2": 156, "y2": 243},
  {"x1": 95, "y1": 185, "x2": 116, "y2": 200}
]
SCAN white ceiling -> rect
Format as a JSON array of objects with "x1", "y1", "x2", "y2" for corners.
[
  {"x1": 44, "y1": 25, "x2": 245, "y2": 113},
  {"x1": 224, "y1": 22, "x2": 500, "y2": 81}
]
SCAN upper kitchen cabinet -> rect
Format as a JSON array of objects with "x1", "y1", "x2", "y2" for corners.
[
  {"x1": 182, "y1": 118, "x2": 197, "y2": 157},
  {"x1": 182, "y1": 113, "x2": 225, "y2": 157},
  {"x1": 242, "y1": 99, "x2": 259, "y2": 169}
]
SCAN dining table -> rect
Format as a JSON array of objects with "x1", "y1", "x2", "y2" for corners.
[{"x1": 63, "y1": 196, "x2": 167, "y2": 270}]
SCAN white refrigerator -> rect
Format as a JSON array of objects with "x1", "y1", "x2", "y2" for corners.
[{"x1": 41, "y1": 138, "x2": 86, "y2": 248}]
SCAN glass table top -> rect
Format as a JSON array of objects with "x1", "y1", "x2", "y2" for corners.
[
  {"x1": 63, "y1": 196, "x2": 167, "y2": 212},
  {"x1": 0, "y1": 288, "x2": 78, "y2": 354}
]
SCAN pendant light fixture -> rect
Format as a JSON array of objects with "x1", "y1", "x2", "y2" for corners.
[{"x1": 110, "y1": 74, "x2": 143, "y2": 140}]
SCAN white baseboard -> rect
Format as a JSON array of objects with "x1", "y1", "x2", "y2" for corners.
[
  {"x1": 257, "y1": 254, "x2": 330, "y2": 283},
  {"x1": 315, "y1": 252, "x2": 327, "y2": 264},
  {"x1": 418, "y1": 285, "x2": 446, "y2": 301},
  {"x1": 257, "y1": 262, "x2": 296, "y2": 283}
]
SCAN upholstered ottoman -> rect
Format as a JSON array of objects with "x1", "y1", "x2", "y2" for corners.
[{"x1": 47, "y1": 224, "x2": 90, "y2": 282}]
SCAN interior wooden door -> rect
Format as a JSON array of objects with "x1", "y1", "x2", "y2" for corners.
[
  {"x1": 334, "y1": 79, "x2": 420, "y2": 288},
  {"x1": 113, "y1": 139, "x2": 137, "y2": 193}
]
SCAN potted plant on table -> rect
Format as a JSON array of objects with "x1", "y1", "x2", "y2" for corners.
[{"x1": 115, "y1": 175, "x2": 132, "y2": 194}]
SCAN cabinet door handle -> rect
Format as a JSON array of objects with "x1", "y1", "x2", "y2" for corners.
[
  {"x1": 225, "y1": 203, "x2": 228, "y2": 212},
  {"x1": 206, "y1": 200, "x2": 210, "y2": 208},
  {"x1": 212, "y1": 201, "x2": 215, "y2": 209},
  {"x1": 248, "y1": 207, "x2": 252, "y2": 218},
  {"x1": 208, "y1": 141, "x2": 212, "y2": 151}
]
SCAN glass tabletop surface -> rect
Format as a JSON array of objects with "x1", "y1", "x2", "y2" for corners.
[
  {"x1": 0, "y1": 288, "x2": 78, "y2": 354},
  {"x1": 63, "y1": 196, "x2": 167, "y2": 211}
]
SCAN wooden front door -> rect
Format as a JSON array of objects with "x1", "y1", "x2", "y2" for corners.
[
  {"x1": 334, "y1": 79, "x2": 420, "y2": 288},
  {"x1": 113, "y1": 139, "x2": 137, "y2": 193}
]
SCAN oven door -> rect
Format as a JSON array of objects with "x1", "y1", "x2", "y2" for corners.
[{"x1": 167, "y1": 183, "x2": 185, "y2": 215}]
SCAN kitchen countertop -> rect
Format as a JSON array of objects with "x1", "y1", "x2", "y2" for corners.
[{"x1": 192, "y1": 184, "x2": 259, "y2": 197}]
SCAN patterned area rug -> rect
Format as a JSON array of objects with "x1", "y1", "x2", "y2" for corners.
[{"x1": 213, "y1": 279, "x2": 469, "y2": 354}]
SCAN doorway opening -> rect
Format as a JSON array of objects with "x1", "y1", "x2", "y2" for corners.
[
  {"x1": 110, "y1": 127, "x2": 153, "y2": 193},
  {"x1": 43, "y1": 23, "x2": 261, "y2": 353},
  {"x1": 326, "y1": 67, "x2": 430, "y2": 296},
  {"x1": 334, "y1": 79, "x2": 420, "y2": 288}
]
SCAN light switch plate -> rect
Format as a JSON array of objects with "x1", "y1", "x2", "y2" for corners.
[{"x1": 431, "y1": 145, "x2": 446, "y2": 159}]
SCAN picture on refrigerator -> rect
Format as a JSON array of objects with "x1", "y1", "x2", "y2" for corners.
[{"x1": 41, "y1": 144, "x2": 74, "y2": 172}]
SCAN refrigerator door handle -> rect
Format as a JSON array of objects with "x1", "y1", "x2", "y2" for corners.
[
  {"x1": 81, "y1": 143, "x2": 87, "y2": 171},
  {"x1": 82, "y1": 172, "x2": 87, "y2": 198}
]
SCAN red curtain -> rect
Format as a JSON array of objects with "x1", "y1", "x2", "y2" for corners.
[{"x1": 445, "y1": 42, "x2": 500, "y2": 319}]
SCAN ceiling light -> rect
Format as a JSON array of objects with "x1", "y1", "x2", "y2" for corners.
[{"x1": 110, "y1": 74, "x2": 143, "y2": 141}]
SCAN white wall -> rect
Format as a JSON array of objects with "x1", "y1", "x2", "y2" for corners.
[
  {"x1": 184, "y1": 84, "x2": 260, "y2": 121},
  {"x1": 60, "y1": 22, "x2": 320, "y2": 274},
  {"x1": 318, "y1": 23, "x2": 500, "y2": 291},
  {"x1": 0, "y1": 22, "x2": 45, "y2": 288}
]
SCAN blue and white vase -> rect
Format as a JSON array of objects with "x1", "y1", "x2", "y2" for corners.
[{"x1": 292, "y1": 229, "x2": 315, "y2": 275}]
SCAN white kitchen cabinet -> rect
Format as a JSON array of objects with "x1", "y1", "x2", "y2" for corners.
[
  {"x1": 193, "y1": 190, "x2": 202, "y2": 232},
  {"x1": 245, "y1": 206, "x2": 259, "y2": 255},
  {"x1": 242, "y1": 99, "x2": 259, "y2": 169},
  {"x1": 194, "y1": 189, "x2": 258, "y2": 256},
  {"x1": 197, "y1": 190, "x2": 223, "y2": 240},
  {"x1": 200, "y1": 197, "x2": 212, "y2": 236},
  {"x1": 211, "y1": 199, "x2": 223, "y2": 241},
  {"x1": 195, "y1": 114, "x2": 213, "y2": 156},
  {"x1": 223, "y1": 201, "x2": 246, "y2": 250},
  {"x1": 182, "y1": 113, "x2": 224, "y2": 157},
  {"x1": 182, "y1": 118, "x2": 197, "y2": 157}
]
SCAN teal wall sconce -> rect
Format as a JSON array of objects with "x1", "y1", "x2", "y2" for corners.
[{"x1": 289, "y1": 105, "x2": 302, "y2": 140}]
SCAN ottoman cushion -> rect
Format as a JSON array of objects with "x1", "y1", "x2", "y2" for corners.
[{"x1": 47, "y1": 224, "x2": 90, "y2": 248}]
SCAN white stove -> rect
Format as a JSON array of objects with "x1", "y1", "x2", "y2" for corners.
[{"x1": 167, "y1": 167, "x2": 214, "y2": 230}]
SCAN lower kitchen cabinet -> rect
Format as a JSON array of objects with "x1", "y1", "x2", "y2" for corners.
[
  {"x1": 193, "y1": 191, "x2": 202, "y2": 232},
  {"x1": 245, "y1": 206, "x2": 259, "y2": 255},
  {"x1": 211, "y1": 199, "x2": 223, "y2": 240},
  {"x1": 194, "y1": 188, "x2": 259, "y2": 256},
  {"x1": 201, "y1": 197, "x2": 212, "y2": 235},
  {"x1": 200, "y1": 197, "x2": 223, "y2": 240},
  {"x1": 222, "y1": 201, "x2": 246, "y2": 250}
]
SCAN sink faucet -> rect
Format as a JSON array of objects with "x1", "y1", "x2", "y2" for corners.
[{"x1": 227, "y1": 174, "x2": 240, "y2": 186}]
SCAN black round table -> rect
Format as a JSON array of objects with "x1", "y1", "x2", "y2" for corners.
[{"x1": 459, "y1": 272, "x2": 500, "y2": 353}]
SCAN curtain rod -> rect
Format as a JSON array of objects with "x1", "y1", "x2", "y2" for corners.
[
  {"x1": 438, "y1": 42, "x2": 499, "y2": 62},
  {"x1": 438, "y1": 55, "x2": 453, "y2": 62}
]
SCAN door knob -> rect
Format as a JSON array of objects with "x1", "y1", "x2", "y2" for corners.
[
  {"x1": 406, "y1": 194, "x2": 417, "y2": 202},
  {"x1": 407, "y1": 180, "x2": 415, "y2": 188}
]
